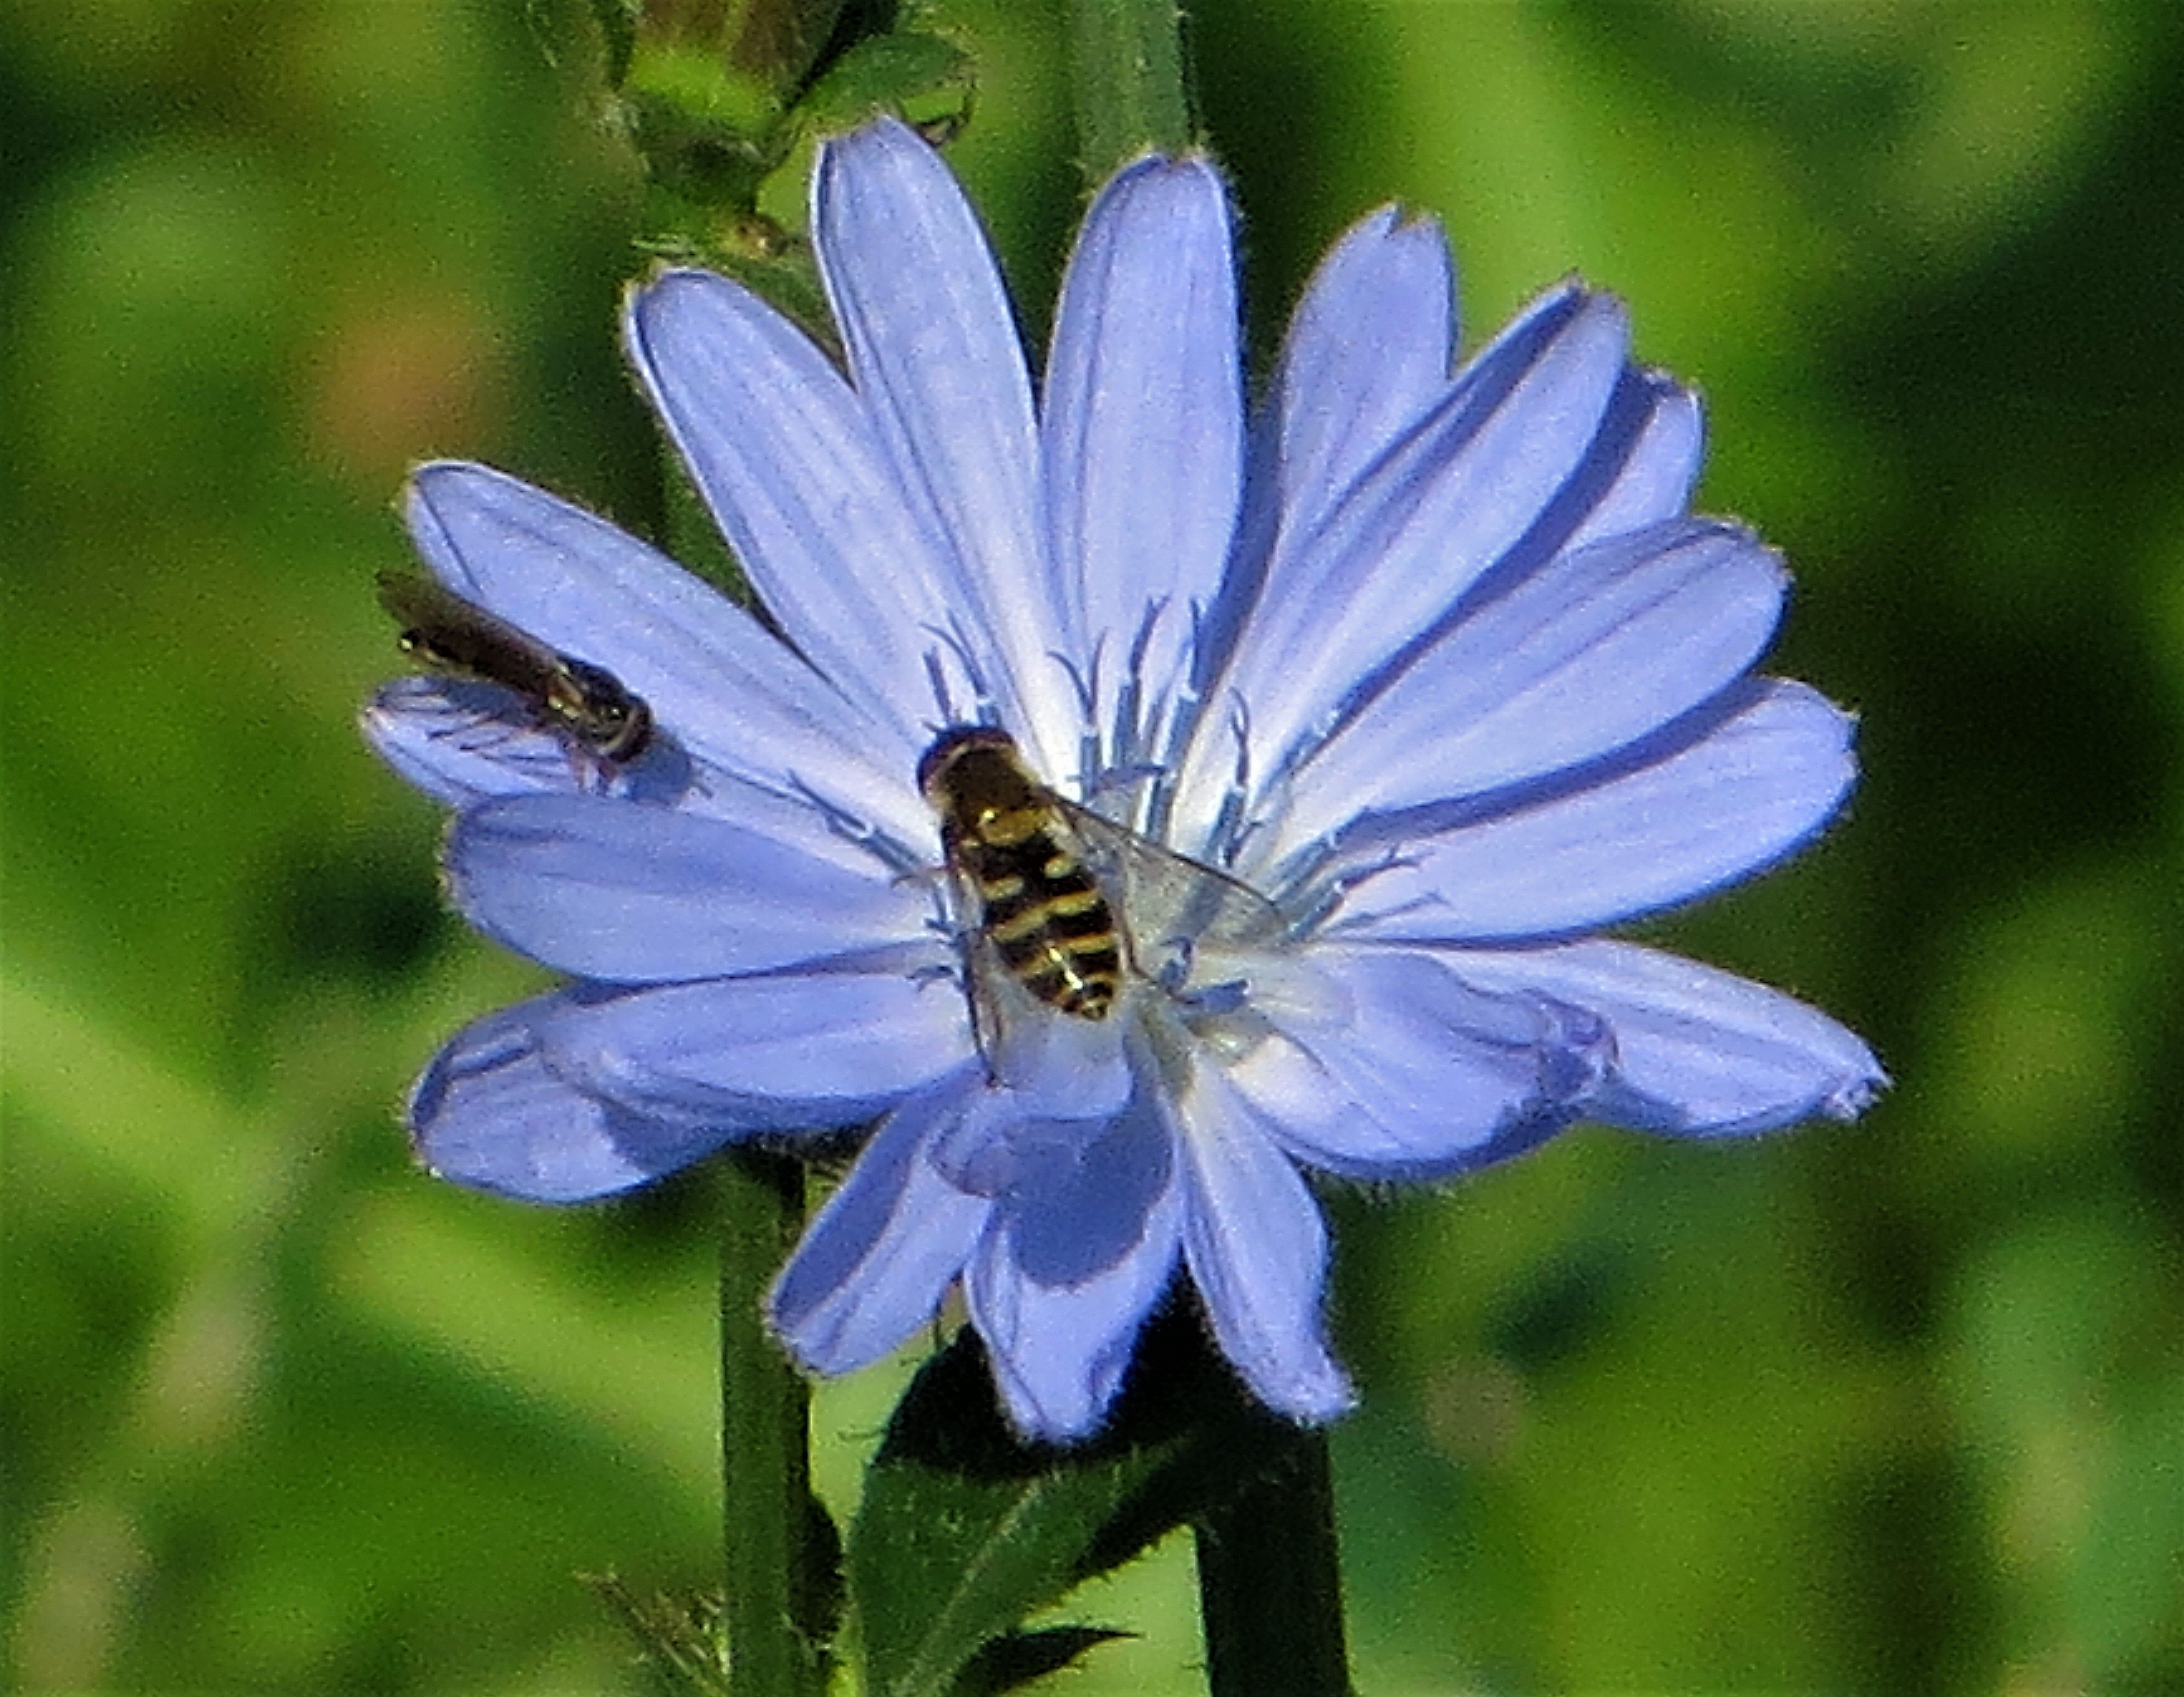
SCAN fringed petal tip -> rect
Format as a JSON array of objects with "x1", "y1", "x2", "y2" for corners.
[
  {"x1": 1819, "y1": 1065, "x2": 1891, "y2": 1123},
  {"x1": 1447, "y1": 940, "x2": 1885, "y2": 1142}
]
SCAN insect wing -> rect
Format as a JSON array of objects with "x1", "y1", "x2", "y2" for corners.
[
  {"x1": 378, "y1": 569, "x2": 655, "y2": 768},
  {"x1": 365, "y1": 674, "x2": 581, "y2": 802},
  {"x1": 1052, "y1": 797, "x2": 1289, "y2": 960},
  {"x1": 952, "y1": 900, "x2": 1023, "y2": 1076},
  {"x1": 930, "y1": 759, "x2": 1289, "y2": 1082},
  {"x1": 377, "y1": 570, "x2": 569, "y2": 705},
  {"x1": 950, "y1": 889, "x2": 1140, "y2": 1101},
  {"x1": 937, "y1": 849, "x2": 1071, "y2": 1085}
]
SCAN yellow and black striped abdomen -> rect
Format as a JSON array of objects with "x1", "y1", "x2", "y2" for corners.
[
  {"x1": 918, "y1": 726, "x2": 1125, "y2": 1023},
  {"x1": 957, "y1": 829, "x2": 1122, "y2": 1019}
]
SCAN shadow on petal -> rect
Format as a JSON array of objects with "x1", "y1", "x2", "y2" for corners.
[{"x1": 411, "y1": 996, "x2": 737, "y2": 1202}]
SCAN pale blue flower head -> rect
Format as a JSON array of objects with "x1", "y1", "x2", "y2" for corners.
[{"x1": 363, "y1": 118, "x2": 1884, "y2": 1442}]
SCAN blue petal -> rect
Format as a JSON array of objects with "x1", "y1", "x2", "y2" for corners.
[
  {"x1": 446, "y1": 792, "x2": 928, "y2": 981},
  {"x1": 1196, "y1": 211, "x2": 1456, "y2": 706},
  {"x1": 361, "y1": 677, "x2": 574, "y2": 806},
  {"x1": 1561, "y1": 375, "x2": 1704, "y2": 552},
  {"x1": 1172, "y1": 1061, "x2": 1355, "y2": 1422},
  {"x1": 1340, "y1": 678, "x2": 1858, "y2": 943},
  {"x1": 770, "y1": 1069, "x2": 992, "y2": 1373},
  {"x1": 813, "y1": 118, "x2": 1071, "y2": 773},
  {"x1": 1171, "y1": 286, "x2": 1633, "y2": 853},
  {"x1": 1042, "y1": 153, "x2": 1241, "y2": 729},
  {"x1": 402, "y1": 462, "x2": 931, "y2": 851},
  {"x1": 984, "y1": 998, "x2": 1134, "y2": 1116},
  {"x1": 966, "y1": 1089, "x2": 1183, "y2": 1440},
  {"x1": 363, "y1": 675, "x2": 697, "y2": 808},
  {"x1": 537, "y1": 968, "x2": 972, "y2": 1127},
  {"x1": 623, "y1": 269, "x2": 969, "y2": 743},
  {"x1": 1234, "y1": 947, "x2": 1587, "y2": 1180},
  {"x1": 1262, "y1": 207, "x2": 1456, "y2": 551},
  {"x1": 921, "y1": 1013, "x2": 1135, "y2": 1200},
  {"x1": 1268, "y1": 520, "x2": 1786, "y2": 856},
  {"x1": 1447, "y1": 939, "x2": 1887, "y2": 1133},
  {"x1": 409, "y1": 996, "x2": 736, "y2": 1201},
  {"x1": 994, "y1": 1077, "x2": 1176, "y2": 1286},
  {"x1": 928, "y1": 1057, "x2": 1136, "y2": 1203}
]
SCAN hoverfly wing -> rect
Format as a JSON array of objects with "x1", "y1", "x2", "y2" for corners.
[
  {"x1": 921, "y1": 728, "x2": 1125, "y2": 1024},
  {"x1": 376, "y1": 569, "x2": 567, "y2": 704},
  {"x1": 953, "y1": 907, "x2": 1024, "y2": 1079},
  {"x1": 931, "y1": 846, "x2": 1082, "y2": 1091},
  {"x1": 373, "y1": 566, "x2": 448, "y2": 631},
  {"x1": 377, "y1": 569, "x2": 654, "y2": 768},
  {"x1": 364, "y1": 673, "x2": 579, "y2": 800},
  {"x1": 1052, "y1": 797, "x2": 1290, "y2": 960},
  {"x1": 950, "y1": 890, "x2": 1141, "y2": 1099}
]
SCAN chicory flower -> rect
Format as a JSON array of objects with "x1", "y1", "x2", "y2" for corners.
[{"x1": 363, "y1": 117, "x2": 1883, "y2": 1442}]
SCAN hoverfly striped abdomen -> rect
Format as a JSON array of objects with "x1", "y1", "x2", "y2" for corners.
[{"x1": 918, "y1": 726, "x2": 1123, "y2": 1021}]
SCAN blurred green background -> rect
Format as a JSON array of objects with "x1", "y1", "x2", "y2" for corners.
[{"x1": 6, "y1": 1, "x2": 2183, "y2": 1691}]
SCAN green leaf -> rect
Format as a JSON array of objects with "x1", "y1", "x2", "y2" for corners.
[
  {"x1": 952, "y1": 1626, "x2": 1135, "y2": 1695},
  {"x1": 850, "y1": 1307, "x2": 1309, "y2": 1697},
  {"x1": 729, "y1": 0, "x2": 855, "y2": 98},
  {"x1": 583, "y1": 1573, "x2": 733, "y2": 1696},
  {"x1": 617, "y1": 0, "x2": 853, "y2": 125},
  {"x1": 793, "y1": 30, "x2": 975, "y2": 140},
  {"x1": 587, "y1": 0, "x2": 640, "y2": 87},
  {"x1": 1064, "y1": 0, "x2": 1196, "y2": 178}
]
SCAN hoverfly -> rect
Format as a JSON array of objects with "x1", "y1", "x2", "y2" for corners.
[
  {"x1": 919, "y1": 725, "x2": 1127, "y2": 1019},
  {"x1": 918, "y1": 727, "x2": 1287, "y2": 1056},
  {"x1": 377, "y1": 570, "x2": 653, "y2": 768}
]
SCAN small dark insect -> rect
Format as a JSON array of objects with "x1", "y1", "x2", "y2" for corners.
[
  {"x1": 919, "y1": 725, "x2": 1126, "y2": 1021},
  {"x1": 377, "y1": 570, "x2": 652, "y2": 765}
]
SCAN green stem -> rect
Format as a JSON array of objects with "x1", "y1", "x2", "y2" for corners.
[
  {"x1": 1193, "y1": 1427, "x2": 1354, "y2": 1696},
  {"x1": 1065, "y1": 0, "x2": 1198, "y2": 179},
  {"x1": 717, "y1": 1147, "x2": 829, "y2": 1695}
]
